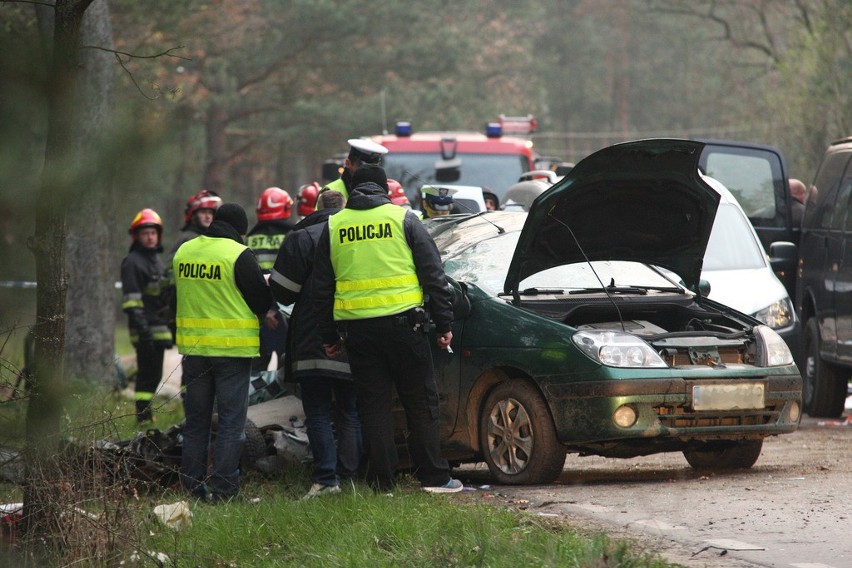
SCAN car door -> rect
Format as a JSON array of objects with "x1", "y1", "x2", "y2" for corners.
[
  {"x1": 800, "y1": 153, "x2": 851, "y2": 362},
  {"x1": 699, "y1": 142, "x2": 794, "y2": 292},
  {"x1": 833, "y1": 159, "x2": 852, "y2": 363}
]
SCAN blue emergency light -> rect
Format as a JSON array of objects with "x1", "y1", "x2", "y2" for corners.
[
  {"x1": 395, "y1": 121, "x2": 412, "y2": 136},
  {"x1": 485, "y1": 122, "x2": 502, "y2": 137}
]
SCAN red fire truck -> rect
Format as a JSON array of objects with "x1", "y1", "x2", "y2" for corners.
[{"x1": 325, "y1": 115, "x2": 539, "y2": 208}]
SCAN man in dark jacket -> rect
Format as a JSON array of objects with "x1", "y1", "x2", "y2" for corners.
[
  {"x1": 312, "y1": 164, "x2": 462, "y2": 493},
  {"x1": 121, "y1": 208, "x2": 173, "y2": 423},
  {"x1": 173, "y1": 202, "x2": 272, "y2": 503},
  {"x1": 270, "y1": 190, "x2": 362, "y2": 499}
]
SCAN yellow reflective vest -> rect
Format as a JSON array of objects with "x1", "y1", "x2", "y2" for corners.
[
  {"x1": 320, "y1": 178, "x2": 349, "y2": 204},
  {"x1": 173, "y1": 236, "x2": 260, "y2": 357},
  {"x1": 328, "y1": 204, "x2": 423, "y2": 320}
]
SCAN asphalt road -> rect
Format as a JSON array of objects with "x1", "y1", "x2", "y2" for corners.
[{"x1": 457, "y1": 407, "x2": 852, "y2": 568}]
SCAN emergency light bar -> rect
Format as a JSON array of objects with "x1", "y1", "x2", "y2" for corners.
[
  {"x1": 395, "y1": 121, "x2": 412, "y2": 136},
  {"x1": 498, "y1": 114, "x2": 538, "y2": 135}
]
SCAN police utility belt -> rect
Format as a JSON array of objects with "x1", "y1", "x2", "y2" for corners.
[{"x1": 343, "y1": 307, "x2": 432, "y2": 333}]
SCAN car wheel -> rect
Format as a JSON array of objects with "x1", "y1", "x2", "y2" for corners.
[
  {"x1": 479, "y1": 380, "x2": 566, "y2": 485},
  {"x1": 211, "y1": 416, "x2": 268, "y2": 472},
  {"x1": 803, "y1": 318, "x2": 847, "y2": 418},
  {"x1": 683, "y1": 439, "x2": 763, "y2": 470},
  {"x1": 241, "y1": 418, "x2": 268, "y2": 472}
]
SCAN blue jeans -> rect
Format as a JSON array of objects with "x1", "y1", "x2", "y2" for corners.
[
  {"x1": 299, "y1": 376, "x2": 362, "y2": 486},
  {"x1": 180, "y1": 355, "x2": 251, "y2": 498}
]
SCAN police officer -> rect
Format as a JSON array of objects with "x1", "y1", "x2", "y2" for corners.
[
  {"x1": 247, "y1": 186, "x2": 296, "y2": 372},
  {"x1": 270, "y1": 190, "x2": 362, "y2": 499},
  {"x1": 319, "y1": 139, "x2": 388, "y2": 203},
  {"x1": 312, "y1": 164, "x2": 462, "y2": 493},
  {"x1": 121, "y1": 209, "x2": 173, "y2": 423},
  {"x1": 173, "y1": 202, "x2": 271, "y2": 503}
]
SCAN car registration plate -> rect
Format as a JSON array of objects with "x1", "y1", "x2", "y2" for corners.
[{"x1": 692, "y1": 383, "x2": 765, "y2": 411}]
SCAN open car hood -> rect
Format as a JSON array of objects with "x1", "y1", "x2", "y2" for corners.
[{"x1": 505, "y1": 139, "x2": 720, "y2": 295}]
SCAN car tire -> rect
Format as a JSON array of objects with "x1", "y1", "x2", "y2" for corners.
[
  {"x1": 210, "y1": 416, "x2": 268, "y2": 472},
  {"x1": 803, "y1": 318, "x2": 847, "y2": 418},
  {"x1": 479, "y1": 380, "x2": 566, "y2": 485},
  {"x1": 683, "y1": 439, "x2": 763, "y2": 470}
]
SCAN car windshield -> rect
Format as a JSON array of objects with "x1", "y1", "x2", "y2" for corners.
[
  {"x1": 383, "y1": 153, "x2": 528, "y2": 201},
  {"x1": 703, "y1": 203, "x2": 766, "y2": 271},
  {"x1": 442, "y1": 230, "x2": 681, "y2": 295}
]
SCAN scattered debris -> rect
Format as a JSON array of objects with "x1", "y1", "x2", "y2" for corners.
[{"x1": 152, "y1": 501, "x2": 192, "y2": 531}]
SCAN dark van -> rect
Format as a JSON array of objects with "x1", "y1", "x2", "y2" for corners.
[{"x1": 796, "y1": 136, "x2": 852, "y2": 417}]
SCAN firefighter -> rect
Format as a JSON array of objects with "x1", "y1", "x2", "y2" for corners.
[
  {"x1": 121, "y1": 208, "x2": 173, "y2": 423},
  {"x1": 173, "y1": 202, "x2": 272, "y2": 503},
  {"x1": 246, "y1": 186, "x2": 296, "y2": 372},
  {"x1": 319, "y1": 139, "x2": 388, "y2": 203},
  {"x1": 167, "y1": 189, "x2": 223, "y2": 264},
  {"x1": 312, "y1": 164, "x2": 462, "y2": 494},
  {"x1": 297, "y1": 182, "x2": 321, "y2": 219}
]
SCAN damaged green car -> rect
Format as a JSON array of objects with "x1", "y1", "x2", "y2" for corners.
[{"x1": 411, "y1": 139, "x2": 802, "y2": 485}]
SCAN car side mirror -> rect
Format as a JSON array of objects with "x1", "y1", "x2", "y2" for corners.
[
  {"x1": 697, "y1": 279, "x2": 711, "y2": 298},
  {"x1": 435, "y1": 158, "x2": 462, "y2": 183},
  {"x1": 448, "y1": 278, "x2": 471, "y2": 320},
  {"x1": 321, "y1": 160, "x2": 343, "y2": 182},
  {"x1": 768, "y1": 241, "x2": 797, "y2": 274}
]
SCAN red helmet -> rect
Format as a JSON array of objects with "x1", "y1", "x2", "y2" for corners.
[
  {"x1": 183, "y1": 189, "x2": 222, "y2": 224},
  {"x1": 256, "y1": 187, "x2": 294, "y2": 221},
  {"x1": 298, "y1": 182, "x2": 321, "y2": 216},
  {"x1": 129, "y1": 208, "x2": 163, "y2": 243},
  {"x1": 387, "y1": 178, "x2": 410, "y2": 206}
]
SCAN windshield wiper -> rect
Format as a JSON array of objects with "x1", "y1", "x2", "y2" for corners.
[
  {"x1": 569, "y1": 286, "x2": 648, "y2": 295},
  {"x1": 518, "y1": 287, "x2": 566, "y2": 295}
]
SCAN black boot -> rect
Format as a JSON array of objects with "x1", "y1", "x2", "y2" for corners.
[{"x1": 136, "y1": 400, "x2": 154, "y2": 423}]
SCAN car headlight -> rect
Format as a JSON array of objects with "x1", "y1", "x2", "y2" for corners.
[
  {"x1": 752, "y1": 297, "x2": 794, "y2": 329},
  {"x1": 572, "y1": 330, "x2": 667, "y2": 368},
  {"x1": 753, "y1": 325, "x2": 794, "y2": 367}
]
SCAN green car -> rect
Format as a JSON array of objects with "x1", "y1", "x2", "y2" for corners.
[{"x1": 413, "y1": 139, "x2": 802, "y2": 485}]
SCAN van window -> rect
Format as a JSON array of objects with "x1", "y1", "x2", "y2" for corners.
[{"x1": 803, "y1": 152, "x2": 851, "y2": 230}]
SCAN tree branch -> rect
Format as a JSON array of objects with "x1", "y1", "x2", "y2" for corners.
[{"x1": 81, "y1": 44, "x2": 190, "y2": 61}]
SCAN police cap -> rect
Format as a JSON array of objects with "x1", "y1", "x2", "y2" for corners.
[{"x1": 347, "y1": 138, "x2": 388, "y2": 164}]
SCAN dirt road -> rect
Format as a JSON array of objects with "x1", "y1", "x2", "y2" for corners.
[{"x1": 459, "y1": 412, "x2": 852, "y2": 568}]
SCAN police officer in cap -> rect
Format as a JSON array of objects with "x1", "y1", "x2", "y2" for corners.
[
  {"x1": 312, "y1": 163, "x2": 463, "y2": 494},
  {"x1": 320, "y1": 139, "x2": 388, "y2": 203}
]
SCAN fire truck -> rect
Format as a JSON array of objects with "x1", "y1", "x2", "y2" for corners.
[{"x1": 324, "y1": 115, "x2": 539, "y2": 208}]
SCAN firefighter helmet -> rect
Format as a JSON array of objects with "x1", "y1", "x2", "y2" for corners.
[
  {"x1": 256, "y1": 187, "x2": 293, "y2": 221},
  {"x1": 297, "y1": 182, "x2": 321, "y2": 217},
  {"x1": 387, "y1": 179, "x2": 410, "y2": 206},
  {"x1": 183, "y1": 189, "x2": 222, "y2": 224},
  {"x1": 129, "y1": 208, "x2": 163, "y2": 243}
]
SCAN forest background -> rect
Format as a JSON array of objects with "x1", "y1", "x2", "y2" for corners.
[{"x1": 0, "y1": 0, "x2": 849, "y2": 384}]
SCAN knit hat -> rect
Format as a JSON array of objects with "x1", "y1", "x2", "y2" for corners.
[
  {"x1": 214, "y1": 202, "x2": 249, "y2": 235},
  {"x1": 351, "y1": 164, "x2": 388, "y2": 192}
]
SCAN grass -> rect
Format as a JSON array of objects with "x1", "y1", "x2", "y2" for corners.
[
  {"x1": 0, "y1": 377, "x2": 680, "y2": 567},
  {"x1": 138, "y1": 475, "x2": 676, "y2": 567}
]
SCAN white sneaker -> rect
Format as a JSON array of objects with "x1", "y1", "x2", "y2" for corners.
[
  {"x1": 302, "y1": 483, "x2": 341, "y2": 499},
  {"x1": 422, "y1": 478, "x2": 463, "y2": 494}
]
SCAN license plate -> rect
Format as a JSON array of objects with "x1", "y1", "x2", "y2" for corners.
[{"x1": 692, "y1": 383, "x2": 765, "y2": 411}]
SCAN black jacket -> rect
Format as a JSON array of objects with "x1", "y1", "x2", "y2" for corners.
[
  {"x1": 247, "y1": 218, "x2": 298, "y2": 275},
  {"x1": 311, "y1": 182, "x2": 453, "y2": 345},
  {"x1": 270, "y1": 208, "x2": 352, "y2": 381},
  {"x1": 121, "y1": 242, "x2": 172, "y2": 345}
]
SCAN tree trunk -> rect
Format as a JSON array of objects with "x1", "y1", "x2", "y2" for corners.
[
  {"x1": 203, "y1": 103, "x2": 229, "y2": 195},
  {"x1": 63, "y1": 0, "x2": 117, "y2": 384},
  {"x1": 22, "y1": 0, "x2": 94, "y2": 542}
]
